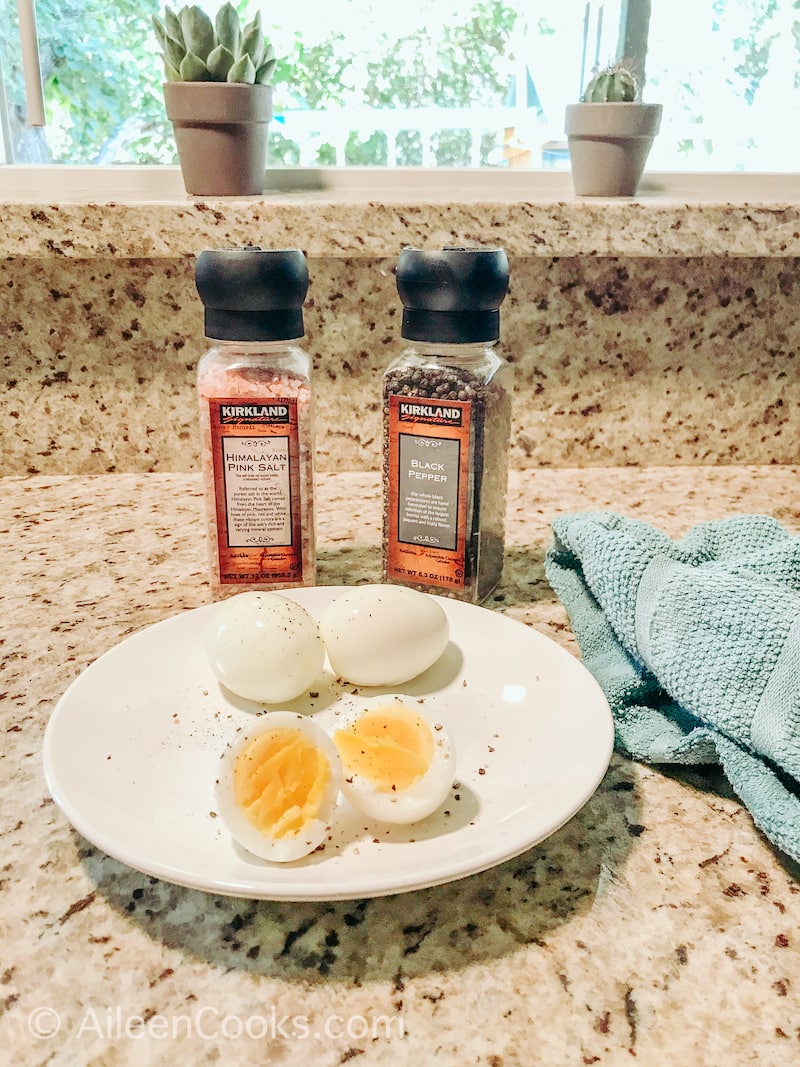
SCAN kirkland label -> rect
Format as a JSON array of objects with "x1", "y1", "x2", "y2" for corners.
[
  {"x1": 386, "y1": 394, "x2": 471, "y2": 591},
  {"x1": 397, "y1": 433, "x2": 460, "y2": 551},
  {"x1": 209, "y1": 397, "x2": 303, "y2": 584},
  {"x1": 221, "y1": 435, "x2": 292, "y2": 547}
]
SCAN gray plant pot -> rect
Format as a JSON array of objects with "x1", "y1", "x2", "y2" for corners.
[
  {"x1": 164, "y1": 82, "x2": 273, "y2": 197},
  {"x1": 565, "y1": 102, "x2": 663, "y2": 197}
]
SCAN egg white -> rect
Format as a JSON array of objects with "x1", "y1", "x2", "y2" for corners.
[
  {"x1": 318, "y1": 584, "x2": 450, "y2": 686},
  {"x1": 206, "y1": 591, "x2": 325, "y2": 703},
  {"x1": 215, "y1": 711, "x2": 342, "y2": 862},
  {"x1": 331, "y1": 696, "x2": 456, "y2": 825}
]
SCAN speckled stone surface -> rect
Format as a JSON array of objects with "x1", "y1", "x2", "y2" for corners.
[
  {"x1": 1, "y1": 253, "x2": 798, "y2": 475},
  {"x1": 2, "y1": 466, "x2": 799, "y2": 1066},
  {"x1": 2, "y1": 189, "x2": 800, "y2": 257}
]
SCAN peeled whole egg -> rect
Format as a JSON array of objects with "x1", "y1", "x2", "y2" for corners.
[
  {"x1": 206, "y1": 591, "x2": 325, "y2": 703},
  {"x1": 332, "y1": 696, "x2": 456, "y2": 824},
  {"x1": 318, "y1": 585, "x2": 449, "y2": 686},
  {"x1": 215, "y1": 711, "x2": 342, "y2": 862}
]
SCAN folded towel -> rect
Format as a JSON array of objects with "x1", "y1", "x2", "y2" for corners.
[{"x1": 544, "y1": 512, "x2": 800, "y2": 864}]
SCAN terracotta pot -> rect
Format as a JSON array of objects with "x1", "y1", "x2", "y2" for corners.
[
  {"x1": 565, "y1": 102, "x2": 663, "y2": 197},
  {"x1": 164, "y1": 82, "x2": 273, "y2": 196}
]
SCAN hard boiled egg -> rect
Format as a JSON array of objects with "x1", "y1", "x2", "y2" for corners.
[
  {"x1": 332, "y1": 696, "x2": 455, "y2": 824},
  {"x1": 318, "y1": 585, "x2": 449, "y2": 686},
  {"x1": 206, "y1": 591, "x2": 325, "y2": 703},
  {"x1": 215, "y1": 711, "x2": 342, "y2": 862}
]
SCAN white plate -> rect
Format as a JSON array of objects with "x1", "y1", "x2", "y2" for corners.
[{"x1": 43, "y1": 587, "x2": 613, "y2": 901}]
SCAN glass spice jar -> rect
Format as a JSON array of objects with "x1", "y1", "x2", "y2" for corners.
[
  {"x1": 382, "y1": 247, "x2": 512, "y2": 603},
  {"x1": 194, "y1": 247, "x2": 316, "y2": 598}
]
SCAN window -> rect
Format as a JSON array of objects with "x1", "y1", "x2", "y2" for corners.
[
  {"x1": 1, "y1": 1, "x2": 799, "y2": 172},
  {"x1": 646, "y1": 0, "x2": 800, "y2": 171}
]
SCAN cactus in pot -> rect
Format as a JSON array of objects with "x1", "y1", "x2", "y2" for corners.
[
  {"x1": 153, "y1": 4, "x2": 277, "y2": 85},
  {"x1": 565, "y1": 59, "x2": 662, "y2": 196},
  {"x1": 154, "y1": 4, "x2": 277, "y2": 196},
  {"x1": 582, "y1": 62, "x2": 639, "y2": 103}
]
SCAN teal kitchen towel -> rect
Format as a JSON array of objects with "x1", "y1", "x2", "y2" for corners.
[{"x1": 544, "y1": 512, "x2": 800, "y2": 864}]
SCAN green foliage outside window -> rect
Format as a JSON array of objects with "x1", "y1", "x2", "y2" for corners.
[
  {"x1": 0, "y1": 0, "x2": 517, "y2": 166},
  {"x1": 0, "y1": 0, "x2": 173, "y2": 163},
  {"x1": 1, "y1": 1, "x2": 798, "y2": 169}
]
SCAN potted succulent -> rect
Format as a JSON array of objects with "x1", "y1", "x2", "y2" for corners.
[
  {"x1": 564, "y1": 61, "x2": 662, "y2": 197},
  {"x1": 152, "y1": 3, "x2": 277, "y2": 196}
]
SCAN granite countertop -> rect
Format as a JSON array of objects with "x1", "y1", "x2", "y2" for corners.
[
  {"x1": 3, "y1": 464, "x2": 799, "y2": 1066},
  {"x1": 2, "y1": 172, "x2": 799, "y2": 257}
]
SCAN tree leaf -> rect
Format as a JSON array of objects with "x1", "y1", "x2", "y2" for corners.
[
  {"x1": 227, "y1": 54, "x2": 256, "y2": 85},
  {"x1": 180, "y1": 5, "x2": 215, "y2": 63},
  {"x1": 215, "y1": 2, "x2": 240, "y2": 56},
  {"x1": 179, "y1": 52, "x2": 210, "y2": 81},
  {"x1": 207, "y1": 44, "x2": 235, "y2": 82}
]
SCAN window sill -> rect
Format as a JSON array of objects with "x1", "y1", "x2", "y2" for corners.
[{"x1": 0, "y1": 167, "x2": 798, "y2": 257}]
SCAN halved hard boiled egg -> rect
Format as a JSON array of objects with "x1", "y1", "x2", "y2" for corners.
[
  {"x1": 331, "y1": 696, "x2": 456, "y2": 825},
  {"x1": 206, "y1": 591, "x2": 325, "y2": 703},
  {"x1": 215, "y1": 711, "x2": 342, "y2": 862}
]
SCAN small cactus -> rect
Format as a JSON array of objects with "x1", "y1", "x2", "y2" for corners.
[
  {"x1": 582, "y1": 62, "x2": 639, "y2": 103},
  {"x1": 152, "y1": 3, "x2": 277, "y2": 85}
]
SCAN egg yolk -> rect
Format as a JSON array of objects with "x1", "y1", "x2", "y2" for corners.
[
  {"x1": 233, "y1": 727, "x2": 330, "y2": 839},
  {"x1": 333, "y1": 705, "x2": 434, "y2": 792}
]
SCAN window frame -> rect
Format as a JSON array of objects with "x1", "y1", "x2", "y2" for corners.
[{"x1": 0, "y1": 164, "x2": 798, "y2": 205}]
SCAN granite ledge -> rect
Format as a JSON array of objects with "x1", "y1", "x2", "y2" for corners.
[{"x1": 1, "y1": 191, "x2": 799, "y2": 259}]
